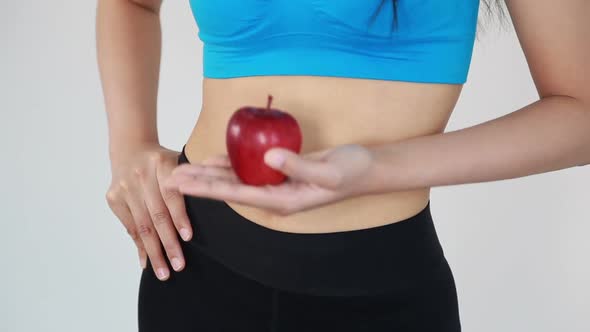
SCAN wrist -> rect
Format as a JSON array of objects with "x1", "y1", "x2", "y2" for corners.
[
  {"x1": 365, "y1": 140, "x2": 419, "y2": 194},
  {"x1": 364, "y1": 144, "x2": 394, "y2": 195},
  {"x1": 108, "y1": 139, "x2": 161, "y2": 164}
]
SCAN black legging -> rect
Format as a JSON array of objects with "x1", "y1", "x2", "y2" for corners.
[{"x1": 137, "y1": 145, "x2": 462, "y2": 331}]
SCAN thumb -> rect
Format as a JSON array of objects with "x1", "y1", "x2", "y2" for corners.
[{"x1": 264, "y1": 148, "x2": 342, "y2": 188}]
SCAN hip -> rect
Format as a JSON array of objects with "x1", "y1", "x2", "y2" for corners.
[{"x1": 139, "y1": 227, "x2": 461, "y2": 331}]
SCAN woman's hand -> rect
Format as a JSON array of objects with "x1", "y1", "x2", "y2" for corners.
[
  {"x1": 163, "y1": 144, "x2": 378, "y2": 215},
  {"x1": 105, "y1": 143, "x2": 193, "y2": 281}
]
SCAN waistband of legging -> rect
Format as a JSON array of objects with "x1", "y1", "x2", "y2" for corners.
[{"x1": 177, "y1": 144, "x2": 448, "y2": 296}]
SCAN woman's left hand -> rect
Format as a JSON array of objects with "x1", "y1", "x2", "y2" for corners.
[{"x1": 163, "y1": 144, "x2": 378, "y2": 215}]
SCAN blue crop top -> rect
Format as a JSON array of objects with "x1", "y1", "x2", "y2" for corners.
[{"x1": 188, "y1": 0, "x2": 480, "y2": 84}]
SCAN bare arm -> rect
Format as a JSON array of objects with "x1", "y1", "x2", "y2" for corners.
[
  {"x1": 98, "y1": 0, "x2": 194, "y2": 282},
  {"x1": 365, "y1": 0, "x2": 590, "y2": 193},
  {"x1": 97, "y1": 0, "x2": 163, "y2": 161}
]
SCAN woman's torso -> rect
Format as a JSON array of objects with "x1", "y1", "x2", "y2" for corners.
[{"x1": 184, "y1": 76, "x2": 463, "y2": 233}]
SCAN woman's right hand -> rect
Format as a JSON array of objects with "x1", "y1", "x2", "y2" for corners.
[{"x1": 105, "y1": 142, "x2": 193, "y2": 281}]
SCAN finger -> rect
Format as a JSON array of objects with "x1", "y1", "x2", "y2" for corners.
[
  {"x1": 157, "y1": 163, "x2": 193, "y2": 242},
  {"x1": 177, "y1": 175, "x2": 291, "y2": 211},
  {"x1": 264, "y1": 148, "x2": 342, "y2": 188},
  {"x1": 125, "y1": 188, "x2": 171, "y2": 281},
  {"x1": 164, "y1": 169, "x2": 240, "y2": 192},
  {"x1": 136, "y1": 245, "x2": 147, "y2": 270},
  {"x1": 201, "y1": 154, "x2": 231, "y2": 167},
  {"x1": 138, "y1": 167, "x2": 187, "y2": 273},
  {"x1": 107, "y1": 198, "x2": 147, "y2": 269},
  {"x1": 172, "y1": 163, "x2": 238, "y2": 181}
]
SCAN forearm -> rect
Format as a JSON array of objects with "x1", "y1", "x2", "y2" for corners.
[
  {"x1": 96, "y1": 0, "x2": 162, "y2": 160},
  {"x1": 367, "y1": 96, "x2": 590, "y2": 193}
]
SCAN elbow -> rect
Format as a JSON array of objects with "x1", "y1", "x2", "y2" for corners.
[
  {"x1": 541, "y1": 93, "x2": 590, "y2": 116},
  {"x1": 543, "y1": 94, "x2": 590, "y2": 167}
]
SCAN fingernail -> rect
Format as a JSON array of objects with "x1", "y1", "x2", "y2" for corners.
[
  {"x1": 140, "y1": 258, "x2": 146, "y2": 269},
  {"x1": 265, "y1": 151, "x2": 285, "y2": 168},
  {"x1": 156, "y1": 268, "x2": 169, "y2": 280},
  {"x1": 171, "y1": 258, "x2": 183, "y2": 271},
  {"x1": 179, "y1": 228, "x2": 191, "y2": 241}
]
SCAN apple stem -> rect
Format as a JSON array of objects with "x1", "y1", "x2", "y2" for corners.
[{"x1": 267, "y1": 94, "x2": 273, "y2": 111}]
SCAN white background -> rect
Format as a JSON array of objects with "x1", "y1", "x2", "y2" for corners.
[{"x1": 2, "y1": 1, "x2": 589, "y2": 331}]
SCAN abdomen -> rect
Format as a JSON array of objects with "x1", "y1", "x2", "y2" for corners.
[{"x1": 184, "y1": 75, "x2": 463, "y2": 233}]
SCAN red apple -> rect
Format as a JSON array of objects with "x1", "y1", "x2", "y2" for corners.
[{"x1": 226, "y1": 95, "x2": 302, "y2": 185}]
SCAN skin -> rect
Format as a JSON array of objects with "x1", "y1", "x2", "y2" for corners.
[{"x1": 98, "y1": 0, "x2": 590, "y2": 283}]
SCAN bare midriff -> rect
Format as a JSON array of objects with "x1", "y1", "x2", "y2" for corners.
[{"x1": 183, "y1": 75, "x2": 463, "y2": 234}]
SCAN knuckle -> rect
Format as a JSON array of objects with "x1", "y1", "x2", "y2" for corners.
[
  {"x1": 162, "y1": 187, "x2": 181, "y2": 201},
  {"x1": 105, "y1": 189, "x2": 120, "y2": 205},
  {"x1": 151, "y1": 210, "x2": 170, "y2": 225},
  {"x1": 170, "y1": 208, "x2": 188, "y2": 224},
  {"x1": 126, "y1": 228, "x2": 139, "y2": 240},
  {"x1": 118, "y1": 179, "x2": 130, "y2": 191},
  {"x1": 137, "y1": 223, "x2": 153, "y2": 237},
  {"x1": 133, "y1": 167, "x2": 145, "y2": 178},
  {"x1": 168, "y1": 210, "x2": 189, "y2": 227},
  {"x1": 149, "y1": 152, "x2": 163, "y2": 164},
  {"x1": 162, "y1": 241, "x2": 178, "y2": 253}
]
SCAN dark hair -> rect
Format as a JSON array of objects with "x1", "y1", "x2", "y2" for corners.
[
  {"x1": 477, "y1": 0, "x2": 510, "y2": 35},
  {"x1": 388, "y1": 0, "x2": 509, "y2": 33}
]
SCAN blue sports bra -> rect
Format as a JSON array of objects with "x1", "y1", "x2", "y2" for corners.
[{"x1": 188, "y1": 0, "x2": 480, "y2": 84}]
